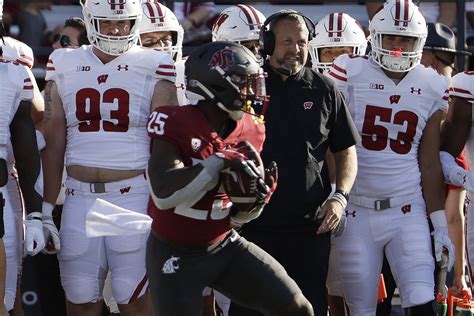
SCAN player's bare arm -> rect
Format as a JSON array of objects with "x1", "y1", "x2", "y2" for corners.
[
  {"x1": 445, "y1": 188, "x2": 466, "y2": 295},
  {"x1": 42, "y1": 80, "x2": 66, "y2": 205},
  {"x1": 151, "y1": 79, "x2": 178, "y2": 111},
  {"x1": 420, "y1": 110, "x2": 445, "y2": 213},
  {"x1": 10, "y1": 100, "x2": 42, "y2": 212},
  {"x1": 440, "y1": 96, "x2": 472, "y2": 157},
  {"x1": 317, "y1": 145, "x2": 357, "y2": 234}
]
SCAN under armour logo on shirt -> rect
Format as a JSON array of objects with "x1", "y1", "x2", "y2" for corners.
[
  {"x1": 162, "y1": 256, "x2": 180, "y2": 274},
  {"x1": 345, "y1": 210, "x2": 356, "y2": 217},
  {"x1": 117, "y1": 64, "x2": 129, "y2": 71},
  {"x1": 410, "y1": 87, "x2": 421, "y2": 95}
]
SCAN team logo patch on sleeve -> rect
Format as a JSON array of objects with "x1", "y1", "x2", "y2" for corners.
[{"x1": 191, "y1": 138, "x2": 202, "y2": 152}]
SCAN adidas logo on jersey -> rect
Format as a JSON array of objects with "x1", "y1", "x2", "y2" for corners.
[{"x1": 162, "y1": 256, "x2": 180, "y2": 274}]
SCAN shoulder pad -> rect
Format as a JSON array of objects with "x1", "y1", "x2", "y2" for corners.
[
  {"x1": 3, "y1": 37, "x2": 34, "y2": 68},
  {"x1": 329, "y1": 53, "x2": 364, "y2": 82},
  {"x1": 422, "y1": 66, "x2": 449, "y2": 98},
  {"x1": 450, "y1": 71, "x2": 474, "y2": 101}
]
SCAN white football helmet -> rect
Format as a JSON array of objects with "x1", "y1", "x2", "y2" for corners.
[
  {"x1": 81, "y1": 0, "x2": 142, "y2": 56},
  {"x1": 309, "y1": 12, "x2": 367, "y2": 73},
  {"x1": 369, "y1": 0, "x2": 427, "y2": 72},
  {"x1": 140, "y1": 1, "x2": 183, "y2": 61},
  {"x1": 212, "y1": 5, "x2": 265, "y2": 44}
]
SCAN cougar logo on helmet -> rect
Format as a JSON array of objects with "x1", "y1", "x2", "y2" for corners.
[
  {"x1": 209, "y1": 48, "x2": 235, "y2": 70},
  {"x1": 185, "y1": 42, "x2": 268, "y2": 122}
]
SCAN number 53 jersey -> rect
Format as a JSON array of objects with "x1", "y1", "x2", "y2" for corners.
[
  {"x1": 45, "y1": 45, "x2": 176, "y2": 170},
  {"x1": 329, "y1": 54, "x2": 448, "y2": 197}
]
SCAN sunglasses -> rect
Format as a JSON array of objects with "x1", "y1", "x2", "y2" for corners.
[{"x1": 53, "y1": 34, "x2": 75, "y2": 48}]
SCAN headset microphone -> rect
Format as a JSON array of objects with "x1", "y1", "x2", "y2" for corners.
[{"x1": 276, "y1": 67, "x2": 293, "y2": 77}]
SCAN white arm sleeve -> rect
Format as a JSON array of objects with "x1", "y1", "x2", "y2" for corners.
[{"x1": 147, "y1": 155, "x2": 224, "y2": 210}]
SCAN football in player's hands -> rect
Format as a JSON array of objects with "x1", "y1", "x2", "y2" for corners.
[{"x1": 220, "y1": 141, "x2": 268, "y2": 212}]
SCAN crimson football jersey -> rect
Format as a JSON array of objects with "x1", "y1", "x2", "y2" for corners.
[{"x1": 147, "y1": 105, "x2": 265, "y2": 246}]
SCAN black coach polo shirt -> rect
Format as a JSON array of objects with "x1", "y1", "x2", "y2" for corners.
[{"x1": 246, "y1": 64, "x2": 360, "y2": 232}]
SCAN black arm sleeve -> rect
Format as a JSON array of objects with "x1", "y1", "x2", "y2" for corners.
[{"x1": 10, "y1": 101, "x2": 42, "y2": 213}]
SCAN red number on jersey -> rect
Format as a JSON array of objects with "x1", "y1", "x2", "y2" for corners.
[
  {"x1": 361, "y1": 105, "x2": 418, "y2": 154},
  {"x1": 76, "y1": 88, "x2": 130, "y2": 132}
]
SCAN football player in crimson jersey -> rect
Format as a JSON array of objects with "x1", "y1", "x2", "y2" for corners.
[
  {"x1": 327, "y1": 0, "x2": 453, "y2": 314},
  {"x1": 41, "y1": 0, "x2": 177, "y2": 315},
  {"x1": 145, "y1": 41, "x2": 312, "y2": 316}
]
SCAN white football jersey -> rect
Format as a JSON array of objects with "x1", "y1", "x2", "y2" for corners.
[
  {"x1": 0, "y1": 60, "x2": 34, "y2": 160},
  {"x1": 175, "y1": 58, "x2": 188, "y2": 105},
  {"x1": 2, "y1": 37, "x2": 34, "y2": 69},
  {"x1": 329, "y1": 54, "x2": 448, "y2": 197},
  {"x1": 45, "y1": 45, "x2": 176, "y2": 170},
  {"x1": 449, "y1": 71, "x2": 474, "y2": 167}
]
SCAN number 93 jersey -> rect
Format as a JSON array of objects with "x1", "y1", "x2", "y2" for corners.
[
  {"x1": 329, "y1": 54, "x2": 448, "y2": 197},
  {"x1": 449, "y1": 71, "x2": 474, "y2": 167},
  {"x1": 0, "y1": 60, "x2": 34, "y2": 160},
  {"x1": 45, "y1": 45, "x2": 176, "y2": 170}
]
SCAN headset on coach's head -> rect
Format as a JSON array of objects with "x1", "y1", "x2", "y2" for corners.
[{"x1": 259, "y1": 10, "x2": 316, "y2": 58}]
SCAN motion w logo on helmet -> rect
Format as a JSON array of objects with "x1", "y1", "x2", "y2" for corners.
[
  {"x1": 391, "y1": 0, "x2": 411, "y2": 27},
  {"x1": 108, "y1": 0, "x2": 125, "y2": 11},
  {"x1": 212, "y1": 13, "x2": 229, "y2": 34},
  {"x1": 208, "y1": 48, "x2": 235, "y2": 71}
]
